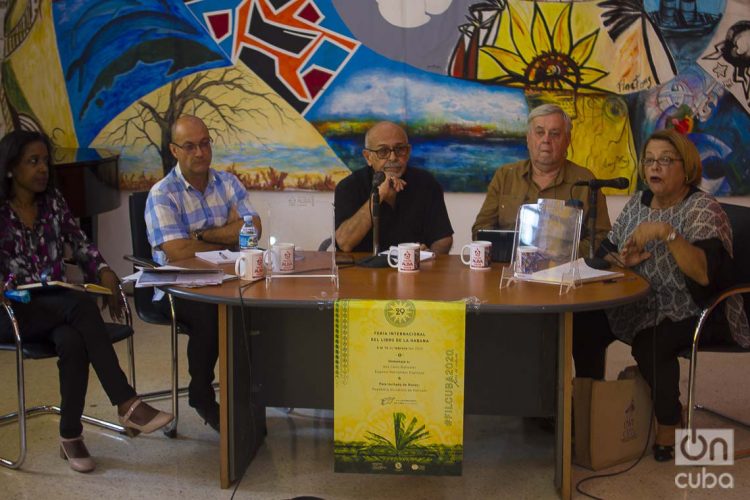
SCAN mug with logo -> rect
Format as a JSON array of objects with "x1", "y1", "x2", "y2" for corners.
[
  {"x1": 516, "y1": 245, "x2": 545, "y2": 275},
  {"x1": 234, "y1": 249, "x2": 265, "y2": 281},
  {"x1": 264, "y1": 242, "x2": 295, "y2": 274},
  {"x1": 387, "y1": 243, "x2": 421, "y2": 273},
  {"x1": 460, "y1": 240, "x2": 492, "y2": 270}
]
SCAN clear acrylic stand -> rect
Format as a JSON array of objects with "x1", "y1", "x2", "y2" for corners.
[
  {"x1": 500, "y1": 199, "x2": 583, "y2": 295},
  {"x1": 264, "y1": 203, "x2": 339, "y2": 290}
]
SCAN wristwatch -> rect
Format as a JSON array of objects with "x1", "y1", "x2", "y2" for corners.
[
  {"x1": 192, "y1": 229, "x2": 204, "y2": 241},
  {"x1": 665, "y1": 229, "x2": 677, "y2": 243}
]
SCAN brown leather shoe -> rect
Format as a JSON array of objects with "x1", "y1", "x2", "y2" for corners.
[{"x1": 60, "y1": 436, "x2": 95, "y2": 473}]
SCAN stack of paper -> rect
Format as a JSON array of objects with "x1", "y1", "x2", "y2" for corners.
[
  {"x1": 527, "y1": 258, "x2": 624, "y2": 285},
  {"x1": 134, "y1": 267, "x2": 227, "y2": 288}
]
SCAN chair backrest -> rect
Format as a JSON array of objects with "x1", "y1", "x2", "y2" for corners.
[
  {"x1": 129, "y1": 191, "x2": 153, "y2": 261},
  {"x1": 128, "y1": 191, "x2": 171, "y2": 325},
  {"x1": 721, "y1": 202, "x2": 750, "y2": 318}
]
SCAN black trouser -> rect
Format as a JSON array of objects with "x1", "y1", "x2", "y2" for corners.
[
  {"x1": 573, "y1": 310, "x2": 733, "y2": 426},
  {"x1": 0, "y1": 290, "x2": 136, "y2": 439},
  {"x1": 156, "y1": 296, "x2": 218, "y2": 409}
]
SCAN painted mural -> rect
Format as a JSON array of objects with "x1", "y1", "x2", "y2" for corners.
[{"x1": 1, "y1": 0, "x2": 749, "y2": 195}]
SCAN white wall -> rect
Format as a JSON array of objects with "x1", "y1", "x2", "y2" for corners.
[{"x1": 98, "y1": 190, "x2": 750, "y2": 279}]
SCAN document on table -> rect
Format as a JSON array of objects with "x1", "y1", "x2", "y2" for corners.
[
  {"x1": 526, "y1": 258, "x2": 624, "y2": 285},
  {"x1": 195, "y1": 250, "x2": 241, "y2": 264}
]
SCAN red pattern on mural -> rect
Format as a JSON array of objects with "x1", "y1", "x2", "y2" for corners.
[
  {"x1": 206, "y1": 12, "x2": 231, "y2": 41},
  {"x1": 234, "y1": 0, "x2": 358, "y2": 103}
]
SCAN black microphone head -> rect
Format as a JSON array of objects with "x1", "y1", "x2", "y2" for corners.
[
  {"x1": 581, "y1": 177, "x2": 631, "y2": 189},
  {"x1": 611, "y1": 177, "x2": 630, "y2": 189},
  {"x1": 372, "y1": 171, "x2": 386, "y2": 187}
]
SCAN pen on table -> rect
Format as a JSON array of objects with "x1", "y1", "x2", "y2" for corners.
[
  {"x1": 603, "y1": 277, "x2": 637, "y2": 284},
  {"x1": 219, "y1": 251, "x2": 228, "y2": 260}
]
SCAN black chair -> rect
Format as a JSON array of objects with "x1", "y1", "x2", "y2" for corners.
[
  {"x1": 0, "y1": 287, "x2": 135, "y2": 469},
  {"x1": 684, "y1": 202, "x2": 750, "y2": 431},
  {"x1": 125, "y1": 191, "x2": 191, "y2": 438}
]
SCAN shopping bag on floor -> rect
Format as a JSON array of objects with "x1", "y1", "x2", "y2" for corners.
[{"x1": 573, "y1": 367, "x2": 655, "y2": 470}]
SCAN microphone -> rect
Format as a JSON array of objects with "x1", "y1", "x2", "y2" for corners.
[
  {"x1": 574, "y1": 177, "x2": 629, "y2": 190},
  {"x1": 358, "y1": 171, "x2": 390, "y2": 267},
  {"x1": 372, "y1": 171, "x2": 386, "y2": 191}
]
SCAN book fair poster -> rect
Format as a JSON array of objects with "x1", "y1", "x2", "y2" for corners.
[{"x1": 334, "y1": 299, "x2": 466, "y2": 475}]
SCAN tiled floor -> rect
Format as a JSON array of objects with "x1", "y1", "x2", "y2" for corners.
[{"x1": 1, "y1": 299, "x2": 748, "y2": 499}]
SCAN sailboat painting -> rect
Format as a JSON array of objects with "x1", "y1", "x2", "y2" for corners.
[{"x1": 648, "y1": 0, "x2": 722, "y2": 37}]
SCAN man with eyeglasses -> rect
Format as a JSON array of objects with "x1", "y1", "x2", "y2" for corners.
[
  {"x1": 471, "y1": 104, "x2": 611, "y2": 256},
  {"x1": 334, "y1": 121, "x2": 453, "y2": 254},
  {"x1": 145, "y1": 114, "x2": 261, "y2": 432}
]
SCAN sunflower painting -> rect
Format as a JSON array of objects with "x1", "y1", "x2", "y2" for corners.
[
  {"x1": 478, "y1": 2, "x2": 608, "y2": 92},
  {"x1": 451, "y1": 0, "x2": 655, "y2": 188},
  {"x1": 465, "y1": 1, "x2": 675, "y2": 96}
]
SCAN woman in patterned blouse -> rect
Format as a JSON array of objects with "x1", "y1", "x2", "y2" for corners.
[
  {"x1": 574, "y1": 129, "x2": 749, "y2": 462},
  {"x1": 0, "y1": 131, "x2": 174, "y2": 473}
]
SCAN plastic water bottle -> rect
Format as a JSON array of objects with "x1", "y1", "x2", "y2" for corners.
[{"x1": 238, "y1": 215, "x2": 258, "y2": 250}]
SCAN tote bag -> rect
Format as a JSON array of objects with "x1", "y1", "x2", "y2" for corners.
[{"x1": 573, "y1": 367, "x2": 655, "y2": 470}]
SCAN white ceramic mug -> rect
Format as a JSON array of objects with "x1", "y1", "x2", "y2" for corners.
[
  {"x1": 234, "y1": 249, "x2": 265, "y2": 281},
  {"x1": 387, "y1": 243, "x2": 421, "y2": 273},
  {"x1": 460, "y1": 240, "x2": 492, "y2": 270},
  {"x1": 264, "y1": 242, "x2": 295, "y2": 274}
]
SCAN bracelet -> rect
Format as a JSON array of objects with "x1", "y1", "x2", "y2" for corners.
[{"x1": 664, "y1": 230, "x2": 677, "y2": 243}]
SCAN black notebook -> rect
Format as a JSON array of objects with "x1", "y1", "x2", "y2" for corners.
[{"x1": 476, "y1": 229, "x2": 517, "y2": 262}]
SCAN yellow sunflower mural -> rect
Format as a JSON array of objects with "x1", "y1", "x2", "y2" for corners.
[{"x1": 478, "y1": 2, "x2": 607, "y2": 92}]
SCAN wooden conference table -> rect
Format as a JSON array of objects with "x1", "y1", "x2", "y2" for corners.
[{"x1": 164, "y1": 252, "x2": 649, "y2": 498}]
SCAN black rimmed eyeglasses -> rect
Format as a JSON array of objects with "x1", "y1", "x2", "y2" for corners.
[
  {"x1": 364, "y1": 145, "x2": 410, "y2": 159},
  {"x1": 171, "y1": 137, "x2": 213, "y2": 155},
  {"x1": 641, "y1": 156, "x2": 683, "y2": 168}
]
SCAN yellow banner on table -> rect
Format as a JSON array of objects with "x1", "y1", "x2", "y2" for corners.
[{"x1": 334, "y1": 299, "x2": 466, "y2": 475}]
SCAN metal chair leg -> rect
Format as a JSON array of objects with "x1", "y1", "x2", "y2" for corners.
[
  {"x1": 687, "y1": 337, "x2": 750, "y2": 431},
  {"x1": 1, "y1": 301, "x2": 132, "y2": 471},
  {"x1": 686, "y1": 338, "x2": 700, "y2": 432},
  {"x1": 120, "y1": 286, "x2": 137, "y2": 390},
  {"x1": 0, "y1": 304, "x2": 27, "y2": 469},
  {"x1": 692, "y1": 405, "x2": 750, "y2": 429},
  {"x1": 129, "y1": 292, "x2": 220, "y2": 436},
  {"x1": 163, "y1": 293, "x2": 179, "y2": 438}
]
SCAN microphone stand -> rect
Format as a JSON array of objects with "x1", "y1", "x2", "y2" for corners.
[
  {"x1": 372, "y1": 188, "x2": 380, "y2": 256},
  {"x1": 357, "y1": 182, "x2": 389, "y2": 267},
  {"x1": 584, "y1": 186, "x2": 611, "y2": 270}
]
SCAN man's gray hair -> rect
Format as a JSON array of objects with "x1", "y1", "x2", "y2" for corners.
[{"x1": 527, "y1": 104, "x2": 572, "y2": 134}]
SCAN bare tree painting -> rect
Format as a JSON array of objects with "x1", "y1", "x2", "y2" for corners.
[{"x1": 101, "y1": 66, "x2": 295, "y2": 176}]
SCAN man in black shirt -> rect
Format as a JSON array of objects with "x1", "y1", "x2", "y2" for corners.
[{"x1": 334, "y1": 121, "x2": 453, "y2": 253}]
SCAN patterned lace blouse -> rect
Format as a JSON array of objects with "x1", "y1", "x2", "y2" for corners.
[
  {"x1": 603, "y1": 189, "x2": 750, "y2": 348},
  {"x1": 0, "y1": 189, "x2": 106, "y2": 286}
]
